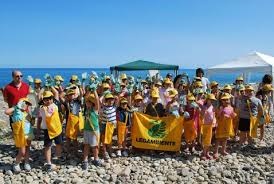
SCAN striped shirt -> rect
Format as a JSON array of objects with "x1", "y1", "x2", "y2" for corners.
[{"x1": 101, "y1": 105, "x2": 117, "y2": 124}]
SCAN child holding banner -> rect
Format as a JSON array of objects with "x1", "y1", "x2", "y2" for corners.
[
  {"x1": 214, "y1": 93, "x2": 236, "y2": 159},
  {"x1": 166, "y1": 89, "x2": 180, "y2": 117},
  {"x1": 5, "y1": 98, "x2": 34, "y2": 173},
  {"x1": 101, "y1": 93, "x2": 117, "y2": 159},
  {"x1": 82, "y1": 90, "x2": 101, "y2": 169},
  {"x1": 200, "y1": 94, "x2": 216, "y2": 160},
  {"x1": 116, "y1": 97, "x2": 131, "y2": 157},
  {"x1": 131, "y1": 94, "x2": 144, "y2": 112}
]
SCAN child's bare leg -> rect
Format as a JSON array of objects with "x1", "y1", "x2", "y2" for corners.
[
  {"x1": 214, "y1": 139, "x2": 220, "y2": 158},
  {"x1": 15, "y1": 147, "x2": 26, "y2": 164},
  {"x1": 83, "y1": 144, "x2": 89, "y2": 161},
  {"x1": 221, "y1": 138, "x2": 228, "y2": 155},
  {"x1": 55, "y1": 144, "x2": 62, "y2": 158},
  {"x1": 239, "y1": 132, "x2": 246, "y2": 144},
  {"x1": 92, "y1": 146, "x2": 99, "y2": 160},
  {"x1": 24, "y1": 145, "x2": 31, "y2": 163},
  {"x1": 259, "y1": 125, "x2": 264, "y2": 141},
  {"x1": 45, "y1": 146, "x2": 51, "y2": 164}
]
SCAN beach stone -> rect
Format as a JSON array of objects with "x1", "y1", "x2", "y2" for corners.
[
  {"x1": 97, "y1": 169, "x2": 106, "y2": 175},
  {"x1": 167, "y1": 175, "x2": 178, "y2": 182},
  {"x1": 26, "y1": 176, "x2": 33, "y2": 183},
  {"x1": 5, "y1": 170, "x2": 13, "y2": 176},
  {"x1": 119, "y1": 166, "x2": 131, "y2": 176}
]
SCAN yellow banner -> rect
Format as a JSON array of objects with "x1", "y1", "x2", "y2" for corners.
[{"x1": 131, "y1": 112, "x2": 184, "y2": 151}]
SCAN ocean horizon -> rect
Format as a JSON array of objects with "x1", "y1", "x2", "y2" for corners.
[{"x1": 0, "y1": 68, "x2": 267, "y2": 88}]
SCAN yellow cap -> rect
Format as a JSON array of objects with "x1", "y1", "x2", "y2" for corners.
[
  {"x1": 55, "y1": 75, "x2": 64, "y2": 82},
  {"x1": 86, "y1": 94, "x2": 96, "y2": 103},
  {"x1": 120, "y1": 73, "x2": 127, "y2": 80},
  {"x1": 187, "y1": 93, "x2": 195, "y2": 101},
  {"x1": 151, "y1": 90, "x2": 160, "y2": 98},
  {"x1": 34, "y1": 78, "x2": 42, "y2": 84},
  {"x1": 210, "y1": 81, "x2": 218, "y2": 88},
  {"x1": 102, "y1": 83, "x2": 110, "y2": 89},
  {"x1": 141, "y1": 80, "x2": 147, "y2": 84},
  {"x1": 105, "y1": 93, "x2": 114, "y2": 99},
  {"x1": 155, "y1": 81, "x2": 162, "y2": 86},
  {"x1": 206, "y1": 93, "x2": 216, "y2": 100},
  {"x1": 105, "y1": 76, "x2": 111, "y2": 80},
  {"x1": 66, "y1": 89, "x2": 76, "y2": 96},
  {"x1": 71, "y1": 75, "x2": 78, "y2": 81},
  {"x1": 134, "y1": 94, "x2": 143, "y2": 101},
  {"x1": 120, "y1": 97, "x2": 128, "y2": 104},
  {"x1": 195, "y1": 81, "x2": 203, "y2": 88},
  {"x1": 43, "y1": 91, "x2": 54, "y2": 98},
  {"x1": 262, "y1": 84, "x2": 274, "y2": 91},
  {"x1": 18, "y1": 98, "x2": 32, "y2": 105},
  {"x1": 168, "y1": 89, "x2": 178, "y2": 98},
  {"x1": 223, "y1": 84, "x2": 232, "y2": 90},
  {"x1": 221, "y1": 93, "x2": 231, "y2": 100},
  {"x1": 236, "y1": 76, "x2": 244, "y2": 81},
  {"x1": 245, "y1": 85, "x2": 254, "y2": 91},
  {"x1": 163, "y1": 78, "x2": 172, "y2": 84}
]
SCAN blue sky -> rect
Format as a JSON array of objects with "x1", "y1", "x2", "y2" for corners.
[{"x1": 1, "y1": 0, "x2": 274, "y2": 68}]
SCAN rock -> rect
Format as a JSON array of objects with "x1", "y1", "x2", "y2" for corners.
[
  {"x1": 72, "y1": 178, "x2": 83, "y2": 184},
  {"x1": 97, "y1": 169, "x2": 106, "y2": 175},
  {"x1": 119, "y1": 166, "x2": 131, "y2": 176},
  {"x1": 222, "y1": 170, "x2": 232, "y2": 178},
  {"x1": 5, "y1": 170, "x2": 13, "y2": 176},
  {"x1": 167, "y1": 175, "x2": 178, "y2": 182},
  {"x1": 26, "y1": 176, "x2": 33, "y2": 183}
]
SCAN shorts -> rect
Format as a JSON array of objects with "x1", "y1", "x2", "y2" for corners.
[
  {"x1": 43, "y1": 130, "x2": 63, "y2": 147},
  {"x1": 238, "y1": 118, "x2": 250, "y2": 132},
  {"x1": 83, "y1": 130, "x2": 100, "y2": 147}
]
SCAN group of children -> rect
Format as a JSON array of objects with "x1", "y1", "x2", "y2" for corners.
[{"x1": 5, "y1": 72, "x2": 273, "y2": 172}]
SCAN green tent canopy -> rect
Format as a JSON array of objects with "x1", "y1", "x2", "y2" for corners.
[{"x1": 110, "y1": 60, "x2": 179, "y2": 72}]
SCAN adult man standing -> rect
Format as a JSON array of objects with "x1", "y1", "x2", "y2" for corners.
[{"x1": 3, "y1": 70, "x2": 29, "y2": 128}]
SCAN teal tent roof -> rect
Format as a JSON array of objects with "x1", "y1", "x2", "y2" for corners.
[{"x1": 110, "y1": 60, "x2": 179, "y2": 71}]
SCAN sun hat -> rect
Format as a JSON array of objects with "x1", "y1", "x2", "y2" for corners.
[
  {"x1": 102, "y1": 83, "x2": 110, "y2": 89},
  {"x1": 245, "y1": 85, "x2": 254, "y2": 91},
  {"x1": 66, "y1": 89, "x2": 76, "y2": 96},
  {"x1": 120, "y1": 73, "x2": 127, "y2": 80},
  {"x1": 120, "y1": 97, "x2": 128, "y2": 104},
  {"x1": 195, "y1": 81, "x2": 203, "y2": 88},
  {"x1": 236, "y1": 76, "x2": 244, "y2": 81},
  {"x1": 206, "y1": 93, "x2": 217, "y2": 100},
  {"x1": 151, "y1": 90, "x2": 160, "y2": 98},
  {"x1": 43, "y1": 91, "x2": 54, "y2": 98},
  {"x1": 34, "y1": 78, "x2": 42, "y2": 84},
  {"x1": 187, "y1": 94, "x2": 195, "y2": 101},
  {"x1": 134, "y1": 94, "x2": 143, "y2": 101},
  {"x1": 221, "y1": 93, "x2": 231, "y2": 100},
  {"x1": 210, "y1": 81, "x2": 218, "y2": 88},
  {"x1": 86, "y1": 94, "x2": 95, "y2": 103},
  {"x1": 223, "y1": 84, "x2": 232, "y2": 90},
  {"x1": 105, "y1": 93, "x2": 114, "y2": 99},
  {"x1": 71, "y1": 75, "x2": 78, "y2": 81},
  {"x1": 18, "y1": 98, "x2": 32, "y2": 105},
  {"x1": 54, "y1": 75, "x2": 64, "y2": 82},
  {"x1": 168, "y1": 89, "x2": 178, "y2": 98}
]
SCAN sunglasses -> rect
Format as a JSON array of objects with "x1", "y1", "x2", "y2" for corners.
[{"x1": 15, "y1": 75, "x2": 23, "y2": 78}]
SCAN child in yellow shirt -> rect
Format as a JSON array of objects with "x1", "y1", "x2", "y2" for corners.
[{"x1": 5, "y1": 98, "x2": 33, "y2": 173}]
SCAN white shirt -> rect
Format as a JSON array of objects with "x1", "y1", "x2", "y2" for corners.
[
  {"x1": 39, "y1": 103, "x2": 58, "y2": 130},
  {"x1": 201, "y1": 77, "x2": 210, "y2": 92}
]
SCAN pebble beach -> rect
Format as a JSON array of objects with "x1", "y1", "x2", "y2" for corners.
[{"x1": 1, "y1": 92, "x2": 274, "y2": 184}]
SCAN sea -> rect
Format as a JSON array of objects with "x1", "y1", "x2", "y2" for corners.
[{"x1": 0, "y1": 68, "x2": 267, "y2": 88}]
